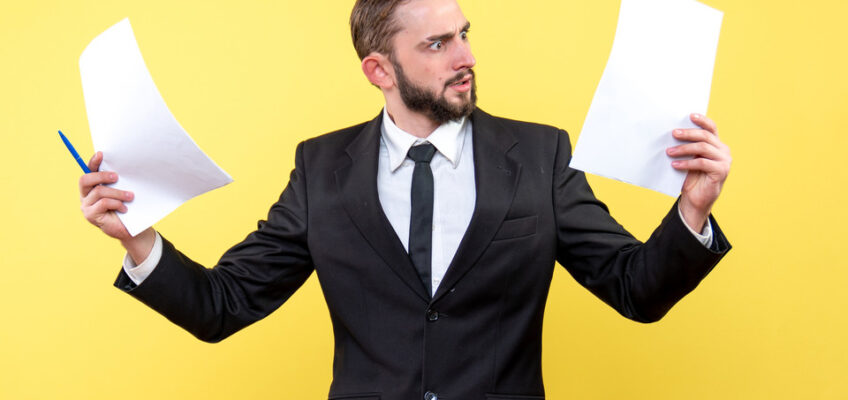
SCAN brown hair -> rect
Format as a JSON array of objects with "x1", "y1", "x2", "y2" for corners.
[{"x1": 350, "y1": 0, "x2": 410, "y2": 60}]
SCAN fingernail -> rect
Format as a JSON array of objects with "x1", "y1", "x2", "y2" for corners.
[
  {"x1": 672, "y1": 161, "x2": 681, "y2": 167},
  {"x1": 692, "y1": 113, "x2": 700, "y2": 119},
  {"x1": 125, "y1": 192, "x2": 133, "y2": 200},
  {"x1": 110, "y1": 173, "x2": 117, "y2": 180},
  {"x1": 673, "y1": 130, "x2": 681, "y2": 136}
]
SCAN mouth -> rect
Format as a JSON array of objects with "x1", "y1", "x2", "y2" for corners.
[{"x1": 448, "y1": 74, "x2": 473, "y2": 93}]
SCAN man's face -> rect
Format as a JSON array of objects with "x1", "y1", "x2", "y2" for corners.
[{"x1": 389, "y1": 0, "x2": 477, "y2": 123}]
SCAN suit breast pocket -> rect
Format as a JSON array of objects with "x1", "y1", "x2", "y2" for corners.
[{"x1": 492, "y1": 215, "x2": 538, "y2": 241}]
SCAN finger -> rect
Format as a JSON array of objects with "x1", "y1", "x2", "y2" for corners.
[
  {"x1": 671, "y1": 157, "x2": 729, "y2": 177},
  {"x1": 666, "y1": 141, "x2": 726, "y2": 161},
  {"x1": 81, "y1": 185, "x2": 134, "y2": 207},
  {"x1": 91, "y1": 198, "x2": 129, "y2": 216},
  {"x1": 673, "y1": 128, "x2": 726, "y2": 149},
  {"x1": 88, "y1": 151, "x2": 103, "y2": 172},
  {"x1": 690, "y1": 113, "x2": 718, "y2": 135},
  {"x1": 79, "y1": 171, "x2": 118, "y2": 198},
  {"x1": 84, "y1": 198, "x2": 128, "y2": 221}
]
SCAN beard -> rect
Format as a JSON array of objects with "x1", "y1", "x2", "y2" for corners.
[{"x1": 393, "y1": 60, "x2": 477, "y2": 124}]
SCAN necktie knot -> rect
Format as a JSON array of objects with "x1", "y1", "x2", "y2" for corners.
[{"x1": 407, "y1": 143, "x2": 436, "y2": 164}]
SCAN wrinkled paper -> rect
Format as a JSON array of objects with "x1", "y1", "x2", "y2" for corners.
[
  {"x1": 80, "y1": 18, "x2": 232, "y2": 236},
  {"x1": 570, "y1": 0, "x2": 723, "y2": 196}
]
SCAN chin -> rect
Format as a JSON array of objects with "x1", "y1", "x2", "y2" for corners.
[{"x1": 449, "y1": 94, "x2": 472, "y2": 106}]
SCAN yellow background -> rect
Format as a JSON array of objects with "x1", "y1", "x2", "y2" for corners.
[{"x1": 1, "y1": 0, "x2": 846, "y2": 398}]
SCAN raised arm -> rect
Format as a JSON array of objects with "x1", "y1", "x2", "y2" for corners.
[
  {"x1": 80, "y1": 145, "x2": 314, "y2": 342},
  {"x1": 553, "y1": 127, "x2": 731, "y2": 323}
]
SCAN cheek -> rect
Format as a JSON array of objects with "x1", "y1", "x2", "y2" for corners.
[
  {"x1": 423, "y1": 66, "x2": 439, "y2": 81},
  {"x1": 410, "y1": 63, "x2": 446, "y2": 90}
]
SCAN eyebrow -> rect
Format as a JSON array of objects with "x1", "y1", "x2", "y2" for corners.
[{"x1": 424, "y1": 21, "x2": 471, "y2": 43}]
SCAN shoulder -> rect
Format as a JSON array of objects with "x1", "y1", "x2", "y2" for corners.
[
  {"x1": 475, "y1": 110, "x2": 563, "y2": 133},
  {"x1": 297, "y1": 113, "x2": 381, "y2": 165},
  {"x1": 471, "y1": 108, "x2": 572, "y2": 152},
  {"x1": 302, "y1": 119, "x2": 373, "y2": 151}
]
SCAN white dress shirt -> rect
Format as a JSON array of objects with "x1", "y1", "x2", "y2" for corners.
[
  {"x1": 122, "y1": 108, "x2": 713, "y2": 288},
  {"x1": 377, "y1": 108, "x2": 476, "y2": 295}
]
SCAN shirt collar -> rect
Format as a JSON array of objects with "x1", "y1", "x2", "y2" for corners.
[{"x1": 381, "y1": 107, "x2": 468, "y2": 171}]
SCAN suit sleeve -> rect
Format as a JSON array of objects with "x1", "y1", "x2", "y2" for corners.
[
  {"x1": 552, "y1": 130, "x2": 731, "y2": 323},
  {"x1": 114, "y1": 142, "x2": 314, "y2": 342}
]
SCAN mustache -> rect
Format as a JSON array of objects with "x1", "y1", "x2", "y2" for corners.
[{"x1": 445, "y1": 69, "x2": 475, "y2": 88}]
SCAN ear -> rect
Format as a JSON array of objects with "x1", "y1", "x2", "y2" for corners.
[{"x1": 361, "y1": 52, "x2": 394, "y2": 89}]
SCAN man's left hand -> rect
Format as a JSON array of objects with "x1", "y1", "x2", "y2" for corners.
[{"x1": 666, "y1": 113, "x2": 732, "y2": 232}]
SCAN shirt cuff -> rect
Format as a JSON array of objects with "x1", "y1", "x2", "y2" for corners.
[
  {"x1": 121, "y1": 231, "x2": 163, "y2": 285},
  {"x1": 677, "y1": 203, "x2": 713, "y2": 248}
]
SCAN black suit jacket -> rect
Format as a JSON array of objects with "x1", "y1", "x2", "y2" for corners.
[{"x1": 116, "y1": 109, "x2": 730, "y2": 400}]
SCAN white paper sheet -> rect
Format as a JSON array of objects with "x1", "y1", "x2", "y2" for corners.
[
  {"x1": 569, "y1": 0, "x2": 723, "y2": 197},
  {"x1": 79, "y1": 18, "x2": 233, "y2": 236}
]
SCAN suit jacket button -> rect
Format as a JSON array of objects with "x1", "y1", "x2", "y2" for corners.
[
  {"x1": 427, "y1": 309, "x2": 439, "y2": 321},
  {"x1": 424, "y1": 391, "x2": 438, "y2": 400}
]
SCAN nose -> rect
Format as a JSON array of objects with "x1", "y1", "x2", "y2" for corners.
[{"x1": 452, "y1": 39, "x2": 476, "y2": 71}]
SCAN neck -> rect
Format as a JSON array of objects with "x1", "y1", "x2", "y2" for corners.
[{"x1": 385, "y1": 102, "x2": 439, "y2": 139}]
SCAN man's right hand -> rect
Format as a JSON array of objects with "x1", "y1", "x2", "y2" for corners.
[{"x1": 79, "y1": 151, "x2": 155, "y2": 264}]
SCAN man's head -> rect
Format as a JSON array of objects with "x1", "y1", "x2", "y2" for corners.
[{"x1": 351, "y1": 0, "x2": 477, "y2": 125}]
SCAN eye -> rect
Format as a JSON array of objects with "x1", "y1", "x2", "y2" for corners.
[
  {"x1": 460, "y1": 30, "x2": 468, "y2": 40},
  {"x1": 429, "y1": 40, "x2": 443, "y2": 50}
]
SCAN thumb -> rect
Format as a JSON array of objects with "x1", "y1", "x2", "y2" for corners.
[{"x1": 88, "y1": 151, "x2": 103, "y2": 172}]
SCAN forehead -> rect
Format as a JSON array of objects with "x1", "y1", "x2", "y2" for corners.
[{"x1": 394, "y1": 0, "x2": 468, "y2": 38}]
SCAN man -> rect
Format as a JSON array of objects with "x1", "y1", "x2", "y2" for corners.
[{"x1": 79, "y1": 0, "x2": 731, "y2": 398}]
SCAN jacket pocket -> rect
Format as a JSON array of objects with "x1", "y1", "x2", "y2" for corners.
[
  {"x1": 492, "y1": 215, "x2": 538, "y2": 241},
  {"x1": 486, "y1": 394, "x2": 544, "y2": 400},
  {"x1": 328, "y1": 393, "x2": 381, "y2": 400}
]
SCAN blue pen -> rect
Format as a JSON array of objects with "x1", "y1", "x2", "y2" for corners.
[{"x1": 58, "y1": 130, "x2": 92, "y2": 173}]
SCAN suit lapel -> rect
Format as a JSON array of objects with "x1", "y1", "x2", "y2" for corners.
[
  {"x1": 335, "y1": 113, "x2": 431, "y2": 303},
  {"x1": 432, "y1": 109, "x2": 521, "y2": 303}
]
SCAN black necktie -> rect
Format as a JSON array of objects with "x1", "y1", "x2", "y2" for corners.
[{"x1": 407, "y1": 143, "x2": 437, "y2": 296}]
